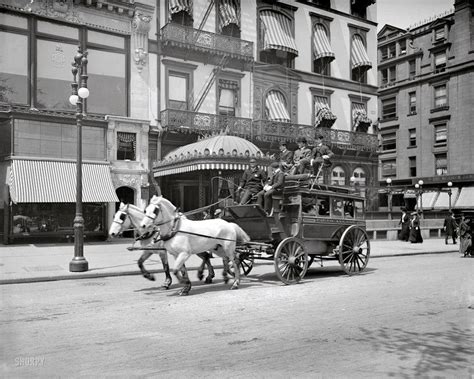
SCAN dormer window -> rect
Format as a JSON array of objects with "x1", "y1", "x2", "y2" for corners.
[
  {"x1": 399, "y1": 40, "x2": 406, "y2": 55},
  {"x1": 434, "y1": 27, "x2": 445, "y2": 41}
]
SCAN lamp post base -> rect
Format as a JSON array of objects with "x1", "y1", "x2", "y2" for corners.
[{"x1": 69, "y1": 257, "x2": 89, "y2": 272}]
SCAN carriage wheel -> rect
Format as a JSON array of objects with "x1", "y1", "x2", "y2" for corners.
[
  {"x1": 274, "y1": 237, "x2": 308, "y2": 284},
  {"x1": 227, "y1": 248, "x2": 254, "y2": 277},
  {"x1": 338, "y1": 225, "x2": 370, "y2": 275}
]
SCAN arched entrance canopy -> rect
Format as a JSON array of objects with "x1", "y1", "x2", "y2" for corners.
[{"x1": 153, "y1": 135, "x2": 273, "y2": 177}]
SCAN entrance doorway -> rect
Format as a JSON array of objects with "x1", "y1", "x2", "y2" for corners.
[{"x1": 115, "y1": 186, "x2": 135, "y2": 237}]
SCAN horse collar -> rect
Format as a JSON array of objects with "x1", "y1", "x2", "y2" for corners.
[{"x1": 159, "y1": 214, "x2": 181, "y2": 241}]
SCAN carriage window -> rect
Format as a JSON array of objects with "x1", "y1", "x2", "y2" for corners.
[
  {"x1": 331, "y1": 198, "x2": 344, "y2": 217},
  {"x1": 343, "y1": 200, "x2": 354, "y2": 218},
  {"x1": 301, "y1": 194, "x2": 318, "y2": 215},
  {"x1": 316, "y1": 196, "x2": 330, "y2": 216},
  {"x1": 354, "y1": 200, "x2": 364, "y2": 219}
]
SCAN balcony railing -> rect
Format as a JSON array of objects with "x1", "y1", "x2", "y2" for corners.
[
  {"x1": 161, "y1": 109, "x2": 253, "y2": 138},
  {"x1": 161, "y1": 23, "x2": 254, "y2": 62}
]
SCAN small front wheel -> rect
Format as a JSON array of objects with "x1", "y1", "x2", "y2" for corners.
[{"x1": 274, "y1": 237, "x2": 308, "y2": 284}]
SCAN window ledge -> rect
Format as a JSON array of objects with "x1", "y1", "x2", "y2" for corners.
[
  {"x1": 380, "y1": 116, "x2": 398, "y2": 122},
  {"x1": 430, "y1": 106, "x2": 449, "y2": 113},
  {"x1": 407, "y1": 112, "x2": 417, "y2": 116},
  {"x1": 407, "y1": 145, "x2": 417, "y2": 149}
]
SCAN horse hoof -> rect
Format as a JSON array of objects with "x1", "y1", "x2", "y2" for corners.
[
  {"x1": 144, "y1": 274, "x2": 155, "y2": 281},
  {"x1": 231, "y1": 283, "x2": 239, "y2": 290},
  {"x1": 205, "y1": 277, "x2": 213, "y2": 284},
  {"x1": 197, "y1": 271, "x2": 204, "y2": 281},
  {"x1": 178, "y1": 289, "x2": 190, "y2": 296}
]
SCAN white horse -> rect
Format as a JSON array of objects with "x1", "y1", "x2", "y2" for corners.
[
  {"x1": 141, "y1": 195, "x2": 250, "y2": 295},
  {"x1": 108, "y1": 203, "x2": 216, "y2": 288}
]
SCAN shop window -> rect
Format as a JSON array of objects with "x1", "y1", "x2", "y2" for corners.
[
  {"x1": 117, "y1": 132, "x2": 136, "y2": 161},
  {"x1": 382, "y1": 132, "x2": 396, "y2": 151},
  {"x1": 434, "y1": 123, "x2": 447, "y2": 146},
  {"x1": 0, "y1": 31, "x2": 28, "y2": 104},
  {"x1": 409, "y1": 156, "x2": 416, "y2": 177},
  {"x1": 408, "y1": 92, "x2": 416, "y2": 114},
  {"x1": 435, "y1": 153, "x2": 447, "y2": 176},
  {"x1": 382, "y1": 160, "x2": 396, "y2": 177},
  {"x1": 331, "y1": 166, "x2": 346, "y2": 186},
  {"x1": 409, "y1": 129, "x2": 416, "y2": 147}
]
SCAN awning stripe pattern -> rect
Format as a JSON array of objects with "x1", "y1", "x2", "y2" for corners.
[
  {"x1": 314, "y1": 96, "x2": 337, "y2": 128},
  {"x1": 454, "y1": 187, "x2": 474, "y2": 208},
  {"x1": 260, "y1": 10, "x2": 298, "y2": 56},
  {"x1": 9, "y1": 160, "x2": 119, "y2": 203},
  {"x1": 169, "y1": 0, "x2": 192, "y2": 16},
  {"x1": 313, "y1": 24, "x2": 335, "y2": 61},
  {"x1": 155, "y1": 162, "x2": 251, "y2": 177},
  {"x1": 265, "y1": 90, "x2": 291, "y2": 123},
  {"x1": 218, "y1": 0, "x2": 240, "y2": 30},
  {"x1": 352, "y1": 102, "x2": 372, "y2": 132},
  {"x1": 351, "y1": 34, "x2": 372, "y2": 70}
]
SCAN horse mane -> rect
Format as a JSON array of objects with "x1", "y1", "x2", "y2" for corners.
[{"x1": 151, "y1": 195, "x2": 177, "y2": 213}]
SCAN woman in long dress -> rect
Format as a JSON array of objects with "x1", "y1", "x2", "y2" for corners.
[
  {"x1": 458, "y1": 215, "x2": 472, "y2": 257},
  {"x1": 409, "y1": 211, "x2": 423, "y2": 244}
]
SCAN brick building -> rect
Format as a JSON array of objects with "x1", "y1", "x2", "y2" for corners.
[{"x1": 377, "y1": 0, "x2": 474, "y2": 216}]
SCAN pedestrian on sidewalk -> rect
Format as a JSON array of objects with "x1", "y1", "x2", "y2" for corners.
[
  {"x1": 409, "y1": 211, "x2": 423, "y2": 244},
  {"x1": 443, "y1": 211, "x2": 458, "y2": 245},
  {"x1": 458, "y1": 215, "x2": 472, "y2": 257},
  {"x1": 398, "y1": 207, "x2": 410, "y2": 241}
]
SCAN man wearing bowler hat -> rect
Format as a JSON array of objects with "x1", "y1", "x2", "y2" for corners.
[
  {"x1": 238, "y1": 158, "x2": 266, "y2": 205},
  {"x1": 311, "y1": 133, "x2": 334, "y2": 183},
  {"x1": 278, "y1": 141, "x2": 293, "y2": 172},
  {"x1": 257, "y1": 161, "x2": 285, "y2": 215},
  {"x1": 290, "y1": 136, "x2": 312, "y2": 175}
]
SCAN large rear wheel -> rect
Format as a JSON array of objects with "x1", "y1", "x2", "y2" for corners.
[
  {"x1": 274, "y1": 237, "x2": 308, "y2": 284},
  {"x1": 338, "y1": 225, "x2": 370, "y2": 275}
]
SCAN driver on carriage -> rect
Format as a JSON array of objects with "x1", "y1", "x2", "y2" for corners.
[
  {"x1": 238, "y1": 158, "x2": 267, "y2": 205},
  {"x1": 257, "y1": 161, "x2": 285, "y2": 215}
]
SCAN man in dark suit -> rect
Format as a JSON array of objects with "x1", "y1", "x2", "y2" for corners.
[
  {"x1": 443, "y1": 211, "x2": 458, "y2": 244},
  {"x1": 257, "y1": 162, "x2": 285, "y2": 215},
  {"x1": 279, "y1": 141, "x2": 293, "y2": 173},
  {"x1": 290, "y1": 137, "x2": 312, "y2": 175},
  {"x1": 311, "y1": 134, "x2": 334, "y2": 183},
  {"x1": 238, "y1": 158, "x2": 267, "y2": 205}
]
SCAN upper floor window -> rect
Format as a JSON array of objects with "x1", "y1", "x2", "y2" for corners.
[
  {"x1": 351, "y1": 33, "x2": 372, "y2": 83},
  {"x1": 409, "y1": 129, "x2": 417, "y2": 147},
  {"x1": 331, "y1": 166, "x2": 346, "y2": 186},
  {"x1": 382, "y1": 132, "x2": 397, "y2": 151},
  {"x1": 259, "y1": 10, "x2": 298, "y2": 68},
  {"x1": 409, "y1": 59, "x2": 416, "y2": 79},
  {"x1": 352, "y1": 101, "x2": 372, "y2": 132},
  {"x1": 351, "y1": 0, "x2": 369, "y2": 19},
  {"x1": 434, "y1": 51, "x2": 447, "y2": 72},
  {"x1": 434, "y1": 27, "x2": 445, "y2": 41},
  {"x1": 312, "y1": 23, "x2": 335, "y2": 75},
  {"x1": 168, "y1": 72, "x2": 190, "y2": 110},
  {"x1": 399, "y1": 40, "x2": 406, "y2": 55},
  {"x1": 433, "y1": 83, "x2": 448, "y2": 109},
  {"x1": 409, "y1": 156, "x2": 417, "y2": 177},
  {"x1": 265, "y1": 90, "x2": 290, "y2": 123},
  {"x1": 352, "y1": 167, "x2": 367, "y2": 188},
  {"x1": 218, "y1": 0, "x2": 241, "y2": 38},
  {"x1": 381, "y1": 97, "x2": 396, "y2": 120},
  {"x1": 434, "y1": 123, "x2": 447, "y2": 146},
  {"x1": 382, "y1": 160, "x2": 396, "y2": 177},
  {"x1": 169, "y1": 0, "x2": 193, "y2": 26},
  {"x1": 309, "y1": 0, "x2": 330, "y2": 9},
  {"x1": 117, "y1": 132, "x2": 136, "y2": 161},
  {"x1": 409, "y1": 92, "x2": 416, "y2": 114},
  {"x1": 380, "y1": 43, "x2": 395, "y2": 60},
  {"x1": 435, "y1": 153, "x2": 447, "y2": 176}
]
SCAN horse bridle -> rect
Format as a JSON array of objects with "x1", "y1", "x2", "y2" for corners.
[
  {"x1": 112, "y1": 204, "x2": 129, "y2": 225},
  {"x1": 145, "y1": 203, "x2": 178, "y2": 227}
]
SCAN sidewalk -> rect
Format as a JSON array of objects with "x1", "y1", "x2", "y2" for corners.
[{"x1": 0, "y1": 238, "x2": 460, "y2": 285}]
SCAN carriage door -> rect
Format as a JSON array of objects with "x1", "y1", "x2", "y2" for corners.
[{"x1": 115, "y1": 186, "x2": 135, "y2": 237}]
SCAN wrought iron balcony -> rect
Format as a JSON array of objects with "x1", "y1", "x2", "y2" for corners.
[
  {"x1": 160, "y1": 23, "x2": 254, "y2": 69},
  {"x1": 252, "y1": 120, "x2": 379, "y2": 153},
  {"x1": 161, "y1": 109, "x2": 253, "y2": 138}
]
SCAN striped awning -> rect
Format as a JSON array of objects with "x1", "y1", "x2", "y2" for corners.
[
  {"x1": 419, "y1": 191, "x2": 438, "y2": 210},
  {"x1": 351, "y1": 34, "x2": 372, "y2": 70},
  {"x1": 218, "y1": 0, "x2": 240, "y2": 30},
  {"x1": 260, "y1": 11, "x2": 298, "y2": 56},
  {"x1": 352, "y1": 103, "x2": 372, "y2": 132},
  {"x1": 314, "y1": 96, "x2": 336, "y2": 128},
  {"x1": 455, "y1": 187, "x2": 474, "y2": 208},
  {"x1": 155, "y1": 162, "x2": 250, "y2": 178},
  {"x1": 9, "y1": 159, "x2": 119, "y2": 203},
  {"x1": 169, "y1": 0, "x2": 192, "y2": 17},
  {"x1": 313, "y1": 24, "x2": 335, "y2": 61},
  {"x1": 265, "y1": 90, "x2": 290, "y2": 123}
]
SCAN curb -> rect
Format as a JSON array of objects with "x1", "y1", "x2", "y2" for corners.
[{"x1": 0, "y1": 250, "x2": 459, "y2": 285}]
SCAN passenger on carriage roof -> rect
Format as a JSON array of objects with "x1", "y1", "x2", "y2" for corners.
[
  {"x1": 238, "y1": 158, "x2": 267, "y2": 205},
  {"x1": 289, "y1": 137, "x2": 312, "y2": 175},
  {"x1": 257, "y1": 162, "x2": 285, "y2": 215},
  {"x1": 279, "y1": 141, "x2": 293, "y2": 173}
]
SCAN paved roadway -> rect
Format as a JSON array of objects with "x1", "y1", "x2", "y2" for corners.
[{"x1": 1, "y1": 253, "x2": 473, "y2": 378}]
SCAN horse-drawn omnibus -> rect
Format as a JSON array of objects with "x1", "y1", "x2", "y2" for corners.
[{"x1": 222, "y1": 174, "x2": 370, "y2": 284}]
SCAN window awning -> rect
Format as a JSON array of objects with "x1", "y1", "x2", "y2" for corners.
[
  {"x1": 314, "y1": 96, "x2": 336, "y2": 128},
  {"x1": 455, "y1": 187, "x2": 474, "y2": 209},
  {"x1": 260, "y1": 11, "x2": 298, "y2": 56},
  {"x1": 155, "y1": 162, "x2": 250, "y2": 177},
  {"x1": 9, "y1": 159, "x2": 119, "y2": 203},
  {"x1": 218, "y1": 0, "x2": 240, "y2": 30},
  {"x1": 265, "y1": 90, "x2": 290, "y2": 123},
  {"x1": 419, "y1": 191, "x2": 439, "y2": 210},
  {"x1": 313, "y1": 24, "x2": 335, "y2": 61},
  {"x1": 352, "y1": 103, "x2": 372, "y2": 132},
  {"x1": 431, "y1": 188, "x2": 459, "y2": 209},
  {"x1": 351, "y1": 34, "x2": 372, "y2": 70},
  {"x1": 169, "y1": 0, "x2": 192, "y2": 17}
]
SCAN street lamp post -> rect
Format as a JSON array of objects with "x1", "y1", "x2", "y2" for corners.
[
  {"x1": 69, "y1": 46, "x2": 89, "y2": 272},
  {"x1": 386, "y1": 177, "x2": 393, "y2": 220},
  {"x1": 415, "y1": 179, "x2": 424, "y2": 219},
  {"x1": 447, "y1": 181, "x2": 453, "y2": 212}
]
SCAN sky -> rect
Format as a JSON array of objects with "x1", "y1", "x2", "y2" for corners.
[{"x1": 376, "y1": 0, "x2": 454, "y2": 31}]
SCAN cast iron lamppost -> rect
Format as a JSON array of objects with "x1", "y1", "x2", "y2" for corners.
[
  {"x1": 447, "y1": 181, "x2": 453, "y2": 212},
  {"x1": 415, "y1": 179, "x2": 424, "y2": 219},
  {"x1": 386, "y1": 177, "x2": 393, "y2": 220},
  {"x1": 69, "y1": 46, "x2": 89, "y2": 272}
]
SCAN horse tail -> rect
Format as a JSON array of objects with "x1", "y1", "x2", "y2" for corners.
[{"x1": 231, "y1": 223, "x2": 251, "y2": 243}]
